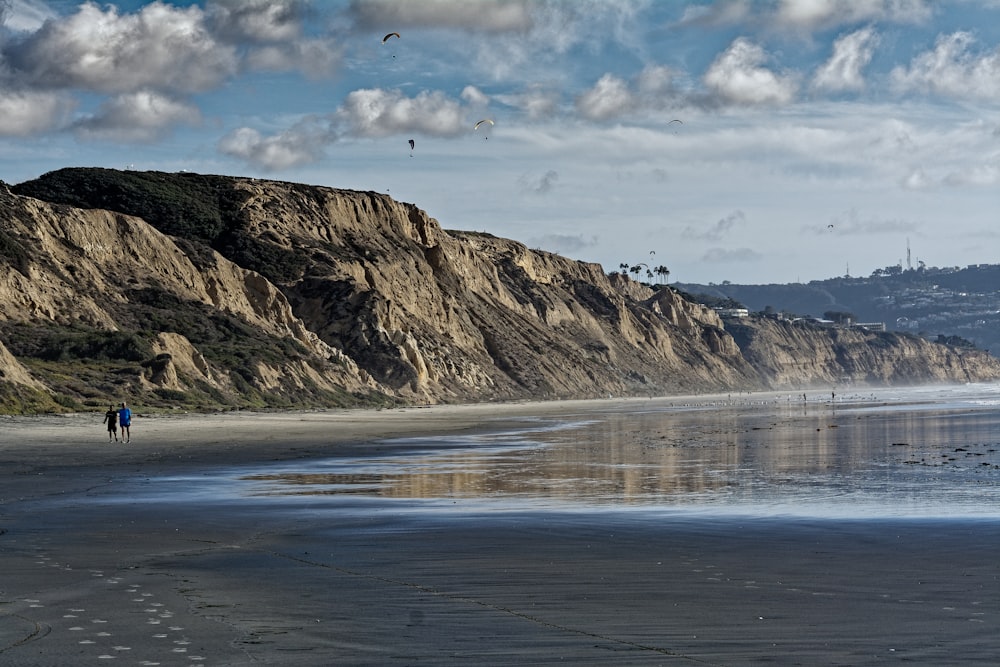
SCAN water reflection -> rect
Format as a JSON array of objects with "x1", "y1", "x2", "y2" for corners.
[{"x1": 239, "y1": 396, "x2": 1000, "y2": 516}]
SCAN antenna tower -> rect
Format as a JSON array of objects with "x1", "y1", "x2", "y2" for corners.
[{"x1": 906, "y1": 238, "x2": 912, "y2": 271}]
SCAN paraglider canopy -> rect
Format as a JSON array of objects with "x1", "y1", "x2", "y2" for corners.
[
  {"x1": 382, "y1": 32, "x2": 400, "y2": 43},
  {"x1": 408, "y1": 139, "x2": 415, "y2": 150},
  {"x1": 474, "y1": 119, "x2": 494, "y2": 140}
]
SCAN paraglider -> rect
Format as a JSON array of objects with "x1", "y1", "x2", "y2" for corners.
[
  {"x1": 408, "y1": 139, "x2": 415, "y2": 157},
  {"x1": 475, "y1": 118, "x2": 494, "y2": 140},
  {"x1": 382, "y1": 32, "x2": 400, "y2": 43},
  {"x1": 668, "y1": 119, "x2": 682, "y2": 133}
]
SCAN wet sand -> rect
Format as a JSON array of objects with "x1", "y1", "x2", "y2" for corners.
[{"x1": 2, "y1": 396, "x2": 1000, "y2": 665}]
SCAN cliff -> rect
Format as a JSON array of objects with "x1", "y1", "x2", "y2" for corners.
[{"x1": 1, "y1": 168, "x2": 997, "y2": 413}]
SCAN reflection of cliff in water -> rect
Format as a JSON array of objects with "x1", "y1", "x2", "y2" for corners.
[{"x1": 240, "y1": 401, "x2": 1000, "y2": 507}]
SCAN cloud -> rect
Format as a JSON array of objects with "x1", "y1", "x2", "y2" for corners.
[
  {"x1": 812, "y1": 208, "x2": 919, "y2": 234},
  {"x1": 519, "y1": 169, "x2": 559, "y2": 195},
  {"x1": 217, "y1": 117, "x2": 335, "y2": 169},
  {"x1": 207, "y1": 0, "x2": 306, "y2": 43},
  {"x1": 703, "y1": 38, "x2": 797, "y2": 106},
  {"x1": 347, "y1": 0, "x2": 533, "y2": 33},
  {"x1": 678, "y1": 0, "x2": 930, "y2": 33},
  {"x1": 495, "y1": 83, "x2": 560, "y2": 120},
  {"x1": 812, "y1": 26, "x2": 879, "y2": 92},
  {"x1": 337, "y1": 87, "x2": 468, "y2": 137},
  {"x1": 0, "y1": 87, "x2": 74, "y2": 136},
  {"x1": 575, "y1": 73, "x2": 633, "y2": 121},
  {"x1": 701, "y1": 247, "x2": 762, "y2": 263},
  {"x1": 73, "y1": 91, "x2": 201, "y2": 143},
  {"x1": 682, "y1": 210, "x2": 746, "y2": 241},
  {"x1": 529, "y1": 233, "x2": 598, "y2": 254},
  {"x1": 219, "y1": 86, "x2": 474, "y2": 168},
  {"x1": 5, "y1": 2, "x2": 238, "y2": 94},
  {"x1": 943, "y1": 165, "x2": 1000, "y2": 187},
  {"x1": 773, "y1": 0, "x2": 931, "y2": 32},
  {"x1": 243, "y1": 39, "x2": 342, "y2": 79},
  {"x1": 890, "y1": 32, "x2": 1000, "y2": 101},
  {"x1": 575, "y1": 65, "x2": 679, "y2": 120},
  {"x1": 1, "y1": 0, "x2": 58, "y2": 32}
]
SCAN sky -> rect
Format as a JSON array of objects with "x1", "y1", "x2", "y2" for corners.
[{"x1": 0, "y1": 1, "x2": 998, "y2": 285}]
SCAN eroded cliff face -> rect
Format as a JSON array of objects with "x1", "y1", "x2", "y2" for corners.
[
  {"x1": 1, "y1": 169, "x2": 998, "y2": 412},
  {"x1": 725, "y1": 317, "x2": 1000, "y2": 388}
]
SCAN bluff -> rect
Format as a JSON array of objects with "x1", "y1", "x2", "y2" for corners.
[{"x1": 0, "y1": 168, "x2": 997, "y2": 413}]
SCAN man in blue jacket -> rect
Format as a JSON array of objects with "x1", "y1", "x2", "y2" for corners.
[{"x1": 118, "y1": 402, "x2": 132, "y2": 443}]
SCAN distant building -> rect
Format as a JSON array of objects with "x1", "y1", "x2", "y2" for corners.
[
  {"x1": 851, "y1": 322, "x2": 886, "y2": 332},
  {"x1": 714, "y1": 307, "x2": 749, "y2": 318}
]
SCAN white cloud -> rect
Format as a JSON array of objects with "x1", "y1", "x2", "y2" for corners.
[
  {"x1": 812, "y1": 26, "x2": 879, "y2": 92},
  {"x1": 7, "y1": 2, "x2": 238, "y2": 94},
  {"x1": 774, "y1": 0, "x2": 931, "y2": 32},
  {"x1": 73, "y1": 91, "x2": 201, "y2": 143},
  {"x1": 217, "y1": 118, "x2": 335, "y2": 169},
  {"x1": 348, "y1": 0, "x2": 533, "y2": 33},
  {"x1": 703, "y1": 38, "x2": 798, "y2": 106},
  {"x1": 460, "y1": 85, "x2": 490, "y2": 107},
  {"x1": 575, "y1": 66, "x2": 680, "y2": 121},
  {"x1": 337, "y1": 88, "x2": 468, "y2": 137},
  {"x1": 208, "y1": 0, "x2": 305, "y2": 43},
  {"x1": 0, "y1": 87, "x2": 73, "y2": 135},
  {"x1": 890, "y1": 32, "x2": 1000, "y2": 101},
  {"x1": 575, "y1": 73, "x2": 633, "y2": 121}
]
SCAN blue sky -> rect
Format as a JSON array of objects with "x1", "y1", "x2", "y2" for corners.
[{"x1": 1, "y1": 1, "x2": 998, "y2": 284}]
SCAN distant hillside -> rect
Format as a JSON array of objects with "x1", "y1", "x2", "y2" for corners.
[
  {"x1": 1, "y1": 167, "x2": 998, "y2": 414},
  {"x1": 675, "y1": 264, "x2": 1000, "y2": 355}
]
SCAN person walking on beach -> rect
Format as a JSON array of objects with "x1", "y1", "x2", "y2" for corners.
[
  {"x1": 118, "y1": 401, "x2": 132, "y2": 443},
  {"x1": 103, "y1": 404, "x2": 118, "y2": 442}
]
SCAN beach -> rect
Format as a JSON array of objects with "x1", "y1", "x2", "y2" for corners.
[{"x1": 3, "y1": 390, "x2": 1000, "y2": 665}]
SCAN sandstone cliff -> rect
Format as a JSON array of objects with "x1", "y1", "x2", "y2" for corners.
[{"x1": 1, "y1": 168, "x2": 997, "y2": 412}]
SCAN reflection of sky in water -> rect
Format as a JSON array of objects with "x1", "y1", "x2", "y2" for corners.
[{"x1": 147, "y1": 383, "x2": 1000, "y2": 519}]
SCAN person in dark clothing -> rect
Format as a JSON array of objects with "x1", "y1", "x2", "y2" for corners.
[{"x1": 103, "y1": 404, "x2": 118, "y2": 442}]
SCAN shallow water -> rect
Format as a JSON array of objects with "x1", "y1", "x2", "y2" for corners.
[{"x1": 143, "y1": 384, "x2": 1000, "y2": 519}]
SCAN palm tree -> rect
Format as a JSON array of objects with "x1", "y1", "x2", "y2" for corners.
[{"x1": 655, "y1": 265, "x2": 670, "y2": 284}]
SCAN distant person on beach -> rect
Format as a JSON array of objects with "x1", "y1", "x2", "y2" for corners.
[
  {"x1": 118, "y1": 401, "x2": 132, "y2": 443},
  {"x1": 103, "y1": 404, "x2": 118, "y2": 442}
]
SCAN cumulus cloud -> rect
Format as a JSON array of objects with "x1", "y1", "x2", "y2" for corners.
[
  {"x1": 575, "y1": 73, "x2": 633, "y2": 121},
  {"x1": 890, "y1": 32, "x2": 1000, "y2": 101},
  {"x1": 575, "y1": 65, "x2": 679, "y2": 120},
  {"x1": 703, "y1": 38, "x2": 797, "y2": 106},
  {"x1": 220, "y1": 87, "x2": 476, "y2": 168},
  {"x1": 812, "y1": 26, "x2": 879, "y2": 92},
  {"x1": 73, "y1": 91, "x2": 201, "y2": 143},
  {"x1": 347, "y1": 0, "x2": 532, "y2": 33},
  {"x1": 207, "y1": 0, "x2": 305, "y2": 43},
  {"x1": 5, "y1": 2, "x2": 238, "y2": 94},
  {"x1": 217, "y1": 117, "x2": 335, "y2": 169},
  {"x1": 0, "y1": 87, "x2": 74, "y2": 135},
  {"x1": 337, "y1": 88, "x2": 468, "y2": 137},
  {"x1": 683, "y1": 210, "x2": 746, "y2": 241}
]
